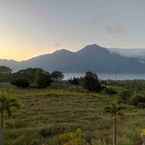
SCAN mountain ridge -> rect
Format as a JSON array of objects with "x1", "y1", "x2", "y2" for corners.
[{"x1": 0, "y1": 44, "x2": 145, "y2": 73}]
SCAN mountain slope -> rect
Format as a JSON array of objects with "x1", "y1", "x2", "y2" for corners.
[{"x1": 0, "y1": 44, "x2": 145, "y2": 73}]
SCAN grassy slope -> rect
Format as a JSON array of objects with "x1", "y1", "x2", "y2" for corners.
[{"x1": 3, "y1": 85, "x2": 145, "y2": 145}]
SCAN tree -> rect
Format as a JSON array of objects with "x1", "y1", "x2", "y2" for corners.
[
  {"x1": 82, "y1": 72, "x2": 101, "y2": 92},
  {"x1": 11, "y1": 68, "x2": 52, "y2": 88},
  {"x1": 51, "y1": 71, "x2": 64, "y2": 81},
  {"x1": 69, "y1": 77, "x2": 80, "y2": 85},
  {"x1": 104, "y1": 103, "x2": 124, "y2": 145},
  {"x1": 11, "y1": 78, "x2": 30, "y2": 88},
  {"x1": 36, "y1": 72, "x2": 52, "y2": 88}
]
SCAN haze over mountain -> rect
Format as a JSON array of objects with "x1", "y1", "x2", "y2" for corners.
[
  {"x1": 110, "y1": 48, "x2": 145, "y2": 58},
  {"x1": 0, "y1": 44, "x2": 145, "y2": 73}
]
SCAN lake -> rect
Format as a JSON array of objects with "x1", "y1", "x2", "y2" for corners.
[{"x1": 64, "y1": 73, "x2": 145, "y2": 80}]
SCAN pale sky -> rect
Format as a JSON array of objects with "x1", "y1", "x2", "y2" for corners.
[{"x1": 0, "y1": 0, "x2": 145, "y2": 60}]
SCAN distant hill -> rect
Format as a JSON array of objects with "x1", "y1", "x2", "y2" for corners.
[{"x1": 0, "y1": 44, "x2": 145, "y2": 73}]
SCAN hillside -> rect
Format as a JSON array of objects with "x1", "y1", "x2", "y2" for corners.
[{"x1": 4, "y1": 81, "x2": 145, "y2": 145}]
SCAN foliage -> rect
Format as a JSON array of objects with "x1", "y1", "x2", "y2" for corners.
[
  {"x1": 104, "y1": 103, "x2": 125, "y2": 116},
  {"x1": 104, "y1": 103, "x2": 125, "y2": 145},
  {"x1": 82, "y1": 72, "x2": 102, "y2": 92},
  {"x1": 3, "y1": 78, "x2": 145, "y2": 145},
  {"x1": 11, "y1": 78, "x2": 30, "y2": 88},
  {"x1": 36, "y1": 72, "x2": 52, "y2": 88},
  {"x1": 11, "y1": 68, "x2": 52, "y2": 88},
  {"x1": 68, "y1": 77, "x2": 80, "y2": 85},
  {"x1": 104, "y1": 86, "x2": 118, "y2": 95},
  {"x1": 0, "y1": 90, "x2": 19, "y2": 128},
  {"x1": 130, "y1": 94, "x2": 145, "y2": 108},
  {"x1": 119, "y1": 90, "x2": 132, "y2": 104},
  {"x1": 59, "y1": 128, "x2": 86, "y2": 145},
  {"x1": 51, "y1": 71, "x2": 64, "y2": 81}
]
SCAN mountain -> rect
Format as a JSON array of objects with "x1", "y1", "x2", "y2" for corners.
[{"x1": 0, "y1": 44, "x2": 145, "y2": 73}]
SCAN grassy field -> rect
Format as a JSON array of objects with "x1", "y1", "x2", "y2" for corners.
[{"x1": 2, "y1": 82, "x2": 145, "y2": 145}]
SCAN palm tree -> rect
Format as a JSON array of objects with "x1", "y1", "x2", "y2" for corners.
[{"x1": 104, "y1": 103, "x2": 124, "y2": 145}]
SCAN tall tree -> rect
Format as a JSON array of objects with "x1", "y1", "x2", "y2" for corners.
[
  {"x1": 83, "y1": 72, "x2": 102, "y2": 92},
  {"x1": 104, "y1": 103, "x2": 124, "y2": 145}
]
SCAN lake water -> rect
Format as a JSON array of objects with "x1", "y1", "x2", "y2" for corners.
[{"x1": 64, "y1": 73, "x2": 145, "y2": 80}]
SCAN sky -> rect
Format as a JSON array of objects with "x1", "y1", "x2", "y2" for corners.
[{"x1": 0, "y1": 0, "x2": 145, "y2": 60}]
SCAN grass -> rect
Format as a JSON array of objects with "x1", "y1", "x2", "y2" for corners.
[{"x1": 2, "y1": 83, "x2": 145, "y2": 145}]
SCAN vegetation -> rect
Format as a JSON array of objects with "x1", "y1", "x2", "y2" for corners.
[
  {"x1": 11, "y1": 68, "x2": 52, "y2": 88},
  {"x1": 82, "y1": 72, "x2": 102, "y2": 92},
  {"x1": 0, "y1": 66, "x2": 145, "y2": 145},
  {"x1": 11, "y1": 78, "x2": 30, "y2": 88},
  {"x1": 51, "y1": 71, "x2": 64, "y2": 81},
  {"x1": 104, "y1": 103, "x2": 125, "y2": 145},
  {"x1": 68, "y1": 77, "x2": 80, "y2": 86},
  {"x1": 0, "y1": 91, "x2": 19, "y2": 128}
]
